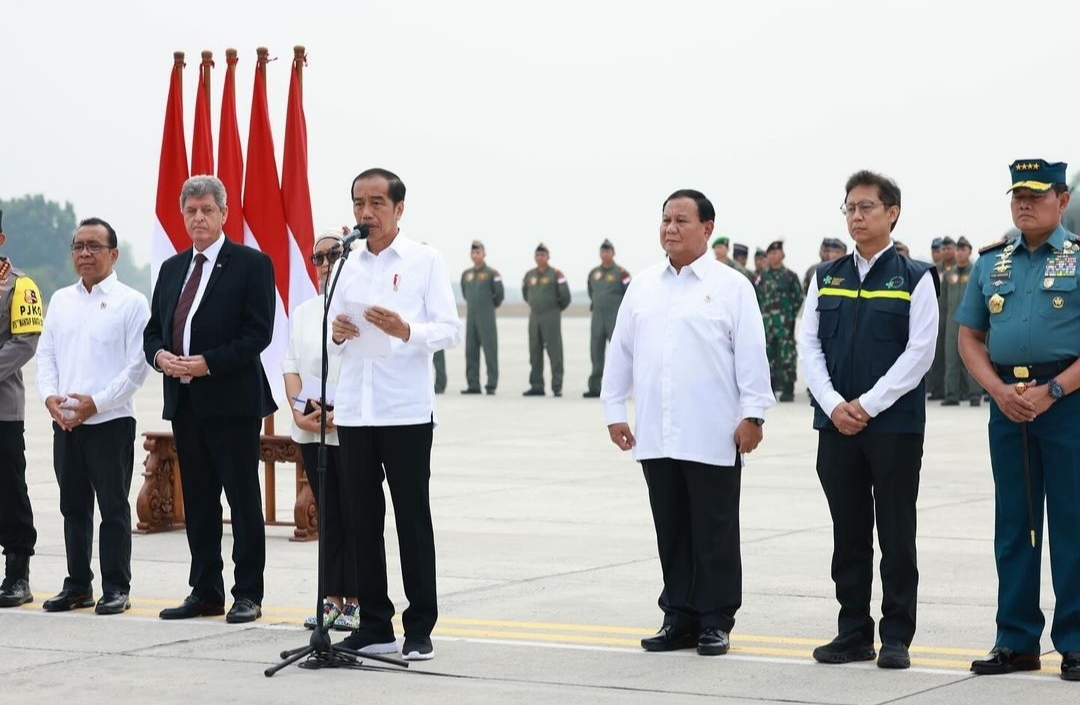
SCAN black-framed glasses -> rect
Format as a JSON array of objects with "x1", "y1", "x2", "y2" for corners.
[
  {"x1": 310, "y1": 248, "x2": 342, "y2": 266},
  {"x1": 70, "y1": 243, "x2": 112, "y2": 254},
  {"x1": 840, "y1": 200, "x2": 883, "y2": 217}
]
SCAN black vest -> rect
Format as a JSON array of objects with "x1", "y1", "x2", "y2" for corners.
[{"x1": 812, "y1": 248, "x2": 933, "y2": 434}]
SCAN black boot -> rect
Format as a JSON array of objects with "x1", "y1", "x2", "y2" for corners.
[
  {"x1": 0, "y1": 554, "x2": 32, "y2": 607},
  {"x1": 779, "y1": 382, "x2": 795, "y2": 402}
]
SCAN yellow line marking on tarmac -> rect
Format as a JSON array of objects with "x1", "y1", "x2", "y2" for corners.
[{"x1": 11, "y1": 600, "x2": 995, "y2": 668}]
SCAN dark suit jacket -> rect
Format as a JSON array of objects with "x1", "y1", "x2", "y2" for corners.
[{"x1": 143, "y1": 238, "x2": 277, "y2": 420}]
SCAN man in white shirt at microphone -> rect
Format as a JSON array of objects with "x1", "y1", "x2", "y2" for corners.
[
  {"x1": 37, "y1": 217, "x2": 150, "y2": 615},
  {"x1": 601, "y1": 189, "x2": 774, "y2": 657},
  {"x1": 328, "y1": 168, "x2": 463, "y2": 661}
]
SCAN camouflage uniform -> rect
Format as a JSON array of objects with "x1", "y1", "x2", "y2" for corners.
[
  {"x1": 723, "y1": 257, "x2": 755, "y2": 284},
  {"x1": 461, "y1": 263, "x2": 504, "y2": 393},
  {"x1": 756, "y1": 266, "x2": 804, "y2": 398},
  {"x1": 523, "y1": 266, "x2": 571, "y2": 395},
  {"x1": 585, "y1": 262, "x2": 630, "y2": 396}
]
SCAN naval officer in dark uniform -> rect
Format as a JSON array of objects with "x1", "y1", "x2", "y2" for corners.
[{"x1": 956, "y1": 158, "x2": 1080, "y2": 682}]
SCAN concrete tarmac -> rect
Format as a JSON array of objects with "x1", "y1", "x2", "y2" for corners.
[{"x1": 1, "y1": 315, "x2": 1075, "y2": 703}]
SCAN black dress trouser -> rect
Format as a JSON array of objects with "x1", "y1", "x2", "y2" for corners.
[
  {"x1": 299, "y1": 442, "x2": 356, "y2": 597},
  {"x1": 816, "y1": 430, "x2": 922, "y2": 646},
  {"x1": 337, "y1": 423, "x2": 436, "y2": 640},
  {"x1": 641, "y1": 457, "x2": 743, "y2": 633},
  {"x1": 171, "y1": 389, "x2": 266, "y2": 605},
  {"x1": 52, "y1": 417, "x2": 136, "y2": 594},
  {"x1": 0, "y1": 421, "x2": 35, "y2": 557}
]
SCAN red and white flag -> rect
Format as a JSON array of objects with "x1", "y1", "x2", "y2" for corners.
[
  {"x1": 191, "y1": 51, "x2": 215, "y2": 176},
  {"x1": 151, "y1": 52, "x2": 190, "y2": 291},
  {"x1": 281, "y1": 46, "x2": 317, "y2": 313},
  {"x1": 243, "y1": 47, "x2": 291, "y2": 406},
  {"x1": 218, "y1": 48, "x2": 246, "y2": 244}
]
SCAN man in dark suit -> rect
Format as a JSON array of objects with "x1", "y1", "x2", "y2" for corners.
[{"x1": 143, "y1": 175, "x2": 276, "y2": 623}]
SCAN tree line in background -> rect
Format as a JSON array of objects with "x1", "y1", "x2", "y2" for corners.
[{"x1": 0, "y1": 194, "x2": 150, "y2": 301}]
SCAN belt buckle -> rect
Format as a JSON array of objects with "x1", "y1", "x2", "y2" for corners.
[{"x1": 1012, "y1": 366, "x2": 1030, "y2": 379}]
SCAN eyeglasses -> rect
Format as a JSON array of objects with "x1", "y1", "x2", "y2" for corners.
[
  {"x1": 70, "y1": 243, "x2": 112, "y2": 254},
  {"x1": 840, "y1": 200, "x2": 883, "y2": 217},
  {"x1": 310, "y1": 248, "x2": 342, "y2": 266}
]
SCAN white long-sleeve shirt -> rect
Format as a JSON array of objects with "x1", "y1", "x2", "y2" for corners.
[
  {"x1": 797, "y1": 245, "x2": 938, "y2": 419},
  {"x1": 37, "y1": 272, "x2": 151, "y2": 424},
  {"x1": 327, "y1": 235, "x2": 463, "y2": 427},
  {"x1": 601, "y1": 252, "x2": 775, "y2": 467},
  {"x1": 283, "y1": 294, "x2": 342, "y2": 445}
]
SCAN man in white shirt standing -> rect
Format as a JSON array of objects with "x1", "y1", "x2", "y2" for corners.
[
  {"x1": 329, "y1": 168, "x2": 463, "y2": 661},
  {"x1": 37, "y1": 217, "x2": 150, "y2": 615},
  {"x1": 601, "y1": 189, "x2": 774, "y2": 657},
  {"x1": 797, "y1": 170, "x2": 938, "y2": 670}
]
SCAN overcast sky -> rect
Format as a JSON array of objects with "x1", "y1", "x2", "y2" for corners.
[{"x1": 2, "y1": 0, "x2": 1078, "y2": 288}]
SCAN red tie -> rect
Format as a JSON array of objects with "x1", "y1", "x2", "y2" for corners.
[{"x1": 171, "y1": 253, "x2": 207, "y2": 354}]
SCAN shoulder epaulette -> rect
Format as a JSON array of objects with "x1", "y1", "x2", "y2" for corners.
[{"x1": 978, "y1": 238, "x2": 1010, "y2": 255}]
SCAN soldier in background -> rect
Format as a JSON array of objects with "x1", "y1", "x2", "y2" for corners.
[
  {"x1": 894, "y1": 240, "x2": 911, "y2": 258},
  {"x1": 803, "y1": 238, "x2": 834, "y2": 293},
  {"x1": 926, "y1": 236, "x2": 956, "y2": 400},
  {"x1": 432, "y1": 350, "x2": 446, "y2": 394},
  {"x1": 460, "y1": 240, "x2": 504, "y2": 395},
  {"x1": 584, "y1": 239, "x2": 630, "y2": 398},
  {"x1": 753, "y1": 248, "x2": 767, "y2": 283},
  {"x1": 756, "y1": 241, "x2": 804, "y2": 401},
  {"x1": 942, "y1": 236, "x2": 980, "y2": 406},
  {"x1": 730, "y1": 243, "x2": 756, "y2": 282},
  {"x1": 522, "y1": 243, "x2": 571, "y2": 397},
  {"x1": 0, "y1": 210, "x2": 43, "y2": 609}
]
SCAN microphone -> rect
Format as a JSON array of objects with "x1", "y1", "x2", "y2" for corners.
[{"x1": 339, "y1": 224, "x2": 370, "y2": 260}]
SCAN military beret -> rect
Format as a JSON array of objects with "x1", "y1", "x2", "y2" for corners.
[
  {"x1": 940, "y1": 236, "x2": 956, "y2": 246},
  {"x1": 600, "y1": 238, "x2": 614, "y2": 250},
  {"x1": 732, "y1": 243, "x2": 748, "y2": 257},
  {"x1": 931, "y1": 237, "x2": 944, "y2": 249},
  {"x1": 535, "y1": 242, "x2": 549, "y2": 254},
  {"x1": 831, "y1": 238, "x2": 848, "y2": 251},
  {"x1": 470, "y1": 240, "x2": 484, "y2": 251},
  {"x1": 1008, "y1": 158, "x2": 1068, "y2": 193},
  {"x1": 820, "y1": 237, "x2": 833, "y2": 248},
  {"x1": 711, "y1": 236, "x2": 730, "y2": 247},
  {"x1": 765, "y1": 240, "x2": 784, "y2": 253},
  {"x1": 755, "y1": 248, "x2": 766, "y2": 258},
  {"x1": 956, "y1": 236, "x2": 972, "y2": 249}
]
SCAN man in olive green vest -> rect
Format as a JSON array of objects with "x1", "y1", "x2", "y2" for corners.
[
  {"x1": 460, "y1": 240, "x2": 504, "y2": 395},
  {"x1": 522, "y1": 243, "x2": 571, "y2": 397},
  {"x1": 584, "y1": 239, "x2": 630, "y2": 398}
]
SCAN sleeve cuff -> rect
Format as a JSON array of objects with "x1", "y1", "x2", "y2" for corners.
[
  {"x1": 820, "y1": 391, "x2": 846, "y2": 420},
  {"x1": 603, "y1": 402, "x2": 628, "y2": 426}
]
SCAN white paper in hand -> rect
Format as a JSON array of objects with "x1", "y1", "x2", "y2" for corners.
[{"x1": 341, "y1": 301, "x2": 392, "y2": 358}]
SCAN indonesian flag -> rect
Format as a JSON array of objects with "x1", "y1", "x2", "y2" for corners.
[
  {"x1": 191, "y1": 51, "x2": 215, "y2": 176},
  {"x1": 150, "y1": 52, "x2": 190, "y2": 291},
  {"x1": 218, "y1": 49, "x2": 245, "y2": 244},
  {"x1": 281, "y1": 46, "x2": 317, "y2": 314},
  {"x1": 243, "y1": 48, "x2": 291, "y2": 406}
]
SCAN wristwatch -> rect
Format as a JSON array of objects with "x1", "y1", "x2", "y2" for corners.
[
  {"x1": 1047, "y1": 378, "x2": 1066, "y2": 400},
  {"x1": 745, "y1": 417, "x2": 764, "y2": 426}
]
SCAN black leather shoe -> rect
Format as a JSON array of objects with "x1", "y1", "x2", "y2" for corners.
[
  {"x1": 927, "y1": 393, "x2": 945, "y2": 401},
  {"x1": 159, "y1": 594, "x2": 226, "y2": 620},
  {"x1": 697, "y1": 628, "x2": 730, "y2": 656},
  {"x1": 970, "y1": 398, "x2": 982, "y2": 407},
  {"x1": 582, "y1": 390, "x2": 601, "y2": 398},
  {"x1": 522, "y1": 388, "x2": 545, "y2": 397},
  {"x1": 970, "y1": 646, "x2": 1041, "y2": 675},
  {"x1": 0, "y1": 578, "x2": 32, "y2": 607},
  {"x1": 460, "y1": 388, "x2": 482, "y2": 395},
  {"x1": 42, "y1": 589, "x2": 95, "y2": 612},
  {"x1": 95, "y1": 592, "x2": 131, "y2": 615},
  {"x1": 226, "y1": 597, "x2": 262, "y2": 623},
  {"x1": 485, "y1": 388, "x2": 495, "y2": 395},
  {"x1": 941, "y1": 399, "x2": 960, "y2": 406},
  {"x1": 641, "y1": 625, "x2": 697, "y2": 652},
  {"x1": 877, "y1": 641, "x2": 911, "y2": 669},
  {"x1": 812, "y1": 635, "x2": 876, "y2": 664},
  {"x1": 1061, "y1": 652, "x2": 1080, "y2": 681}
]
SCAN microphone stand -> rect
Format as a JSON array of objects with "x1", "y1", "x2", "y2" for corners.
[{"x1": 266, "y1": 231, "x2": 408, "y2": 676}]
